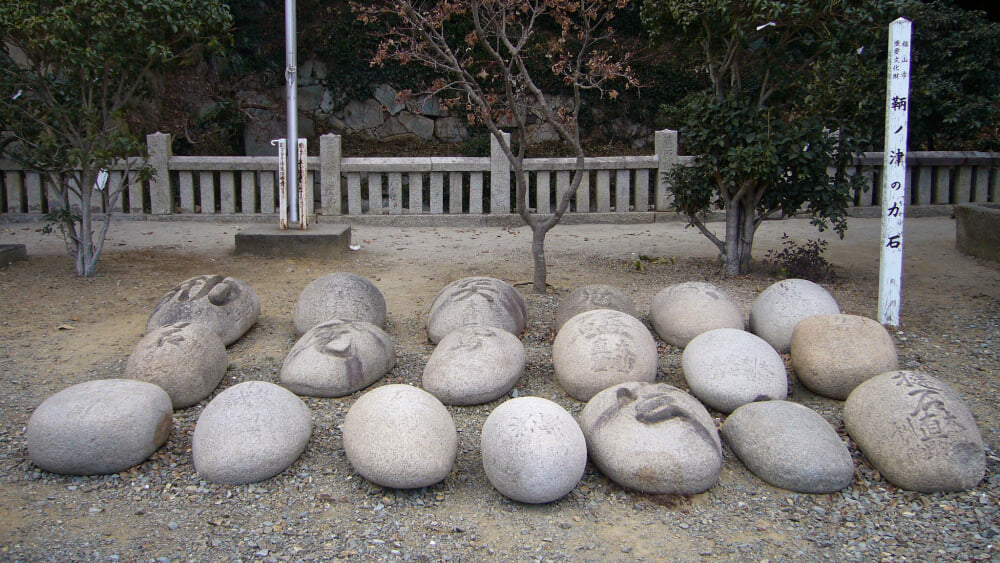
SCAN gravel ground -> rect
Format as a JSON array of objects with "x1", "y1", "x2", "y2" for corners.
[{"x1": 0, "y1": 216, "x2": 998, "y2": 562}]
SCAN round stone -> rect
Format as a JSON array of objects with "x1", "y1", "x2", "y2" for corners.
[
  {"x1": 293, "y1": 273, "x2": 387, "y2": 335},
  {"x1": 721, "y1": 400, "x2": 854, "y2": 493},
  {"x1": 552, "y1": 309, "x2": 658, "y2": 401},
  {"x1": 790, "y1": 314, "x2": 898, "y2": 400},
  {"x1": 749, "y1": 279, "x2": 840, "y2": 353},
  {"x1": 147, "y1": 275, "x2": 260, "y2": 346},
  {"x1": 580, "y1": 382, "x2": 722, "y2": 495},
  {"x1": 124, "y1": 322, "x2": 227, "y2": 408},
  {"x1": 427, "y1": 277, "x2": 527, "y2": 344},
  {"x1": 480, "y1": 397, "x2": 587, "y2": 503},
  {"x1": 422, "y1": 325, "x2": 526, "y2": 405},
  {"x1": 192, "y1": 381, "x2": 312, "y2": 485},
  {"x1": 342, "y1": 384, "x2": 457, "y2": 489},
  {"x1": 27, "y1": 379, "x2": 172, "y2": 475},
  {"x1": 649, "y1": 282, "x2": 744, "y2": 348},
  {"x1": 682, "y1": 328, "x2": 787, "y2": 413},
  {"x1": 555, "y1": 285, "x2": 638, "y2": 332},
  {"x1": 280, "y1": 319, "x2": 396, "y2": 398},
  {"x1": 844, "y1": 370, "x2": 985, "y2": 493}
]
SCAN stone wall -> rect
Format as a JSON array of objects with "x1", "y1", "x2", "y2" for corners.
[{"x1": 243, "y1": 58, "x2": 653, "y2": 156}]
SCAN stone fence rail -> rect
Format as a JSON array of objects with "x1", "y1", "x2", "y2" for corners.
[{"x1": 1, "y1": 130, "x2": 997, "y2": 224}]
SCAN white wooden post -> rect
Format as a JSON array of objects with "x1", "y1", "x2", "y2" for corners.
[
  {"x1": 297, "y1": 138, "x2": 308, "y2": 229},
  {"x1": 274, "y1": 139, "x2": 288, "y2": 228},
  {"x1": 274, "y1": 138, "x2": 308, "y2": 228},
  {"x1": 878, "y1": 18, "x2": 912, "y2": 327}
]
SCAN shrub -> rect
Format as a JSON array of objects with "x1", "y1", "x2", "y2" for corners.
[{"x1": 764, "y1": 234, "x2": 836, "y2": 282}]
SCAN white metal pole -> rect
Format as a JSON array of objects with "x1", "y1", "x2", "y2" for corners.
[
  {"x1": 878, "y1": 18, "x2": 912, "y2": 326},
  {"x1": 285, "y1": 0, "x2": 298, "y2": 225}
]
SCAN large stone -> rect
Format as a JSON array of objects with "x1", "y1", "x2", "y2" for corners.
[
  {"x1": 27, "y1": 379, "x2": 172, "y2": 475},
  {"x1": 422, "y1": 325, "x2": 526, "y2": 405},
  {"x1": 580, "y1": 382, "x2": 722, "y2": 495},
  {"x1": 344, "y1": 99, "x2": 385, "y2": 131},
  {"x1": 427, "y1": 277, "x2": 527, "y2": 344},
  {"x1": 293, "y1": 272, "x2": 387, "y2": 334},
  {"x1": 147, "y1": 275, "x2": 260, "y2": 346},
  {"x1": 682, "y1": 328, "x2": 787, "y2": 413},
  {"x1": 844, "y1": 371, "x2": 985, "y2": 493},
  {"x1": 480, "y1": 397, "x2": 587, "y2": 503},
  {"x1": 398, "y1": 111, "x2": 436, "y2": 140},
  {"x1": 722, "y1": 400, "x2": 854, "y2": 493},
  {"x1": 649, "y1": 282, "x2": 744, "y2": 348},
  {"x1": 555, "y1": 285, "x2": 638, "y2": 332},
  {"x1": 281, "y1": 319, "x2": 396, "y2": 397},
  {"x1": 373, "y1": 83, "x2": 405, "y2": 115},
  {"x1": 791, "y1": 314, "x2": 898, "y2": 400},
  {"x1": 318, "y1": 88, "x2": 340, "y2": 115},
  {"x1": 405, "y1": 94, "x2": 448, "y2": 117},
  {"x1": 297, "y1": 85, "x2": 325, "y2": 112},
  {"x1": 124, "y1": 322, "x2": 227, "y2": 409},
  {"x1": 553, "y1": 309, "x2": 658, "y2": 401},
  {"x1": 434, "y1": 116, "x2": 468, "y2": 142},
  {"x1": 527, "y1": 122, "x2": 560, "y2": 144},
  {"x1": 374, "y1": 116, "x2": 411, "y2": 140},
  {"x1": 192, "y1": 381, "x2": 312, "y2": 485},
  {"x1": 342, "y1": 384, "x2": 457, "y2": 489},
  {"x1": 749, "y1": 279, "x2": 840, "y2": 353},
  {"x1": 299, "y1": 57, "x2": 328, "y2": 82}
]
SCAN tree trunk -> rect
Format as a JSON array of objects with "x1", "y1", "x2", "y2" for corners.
[
  {"x1": 530, "y1": 225, "x2": 548, "y2": 294},
  {"x1": 722, "y1": 203, "x2": 742, "y2": 277},
  {"x1": 722, "y1": 198, "x2": 757, "y2": 277},
  {"x1": 77, "y1": 184, "x2": 94, "y2": 276}
]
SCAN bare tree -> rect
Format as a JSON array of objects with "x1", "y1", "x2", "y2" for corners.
[{"x1": 358, "y1": 0, "x2": 636, "y2": 293}]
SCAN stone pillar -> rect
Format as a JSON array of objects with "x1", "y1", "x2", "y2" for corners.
[
  {"x1": 146, "y1": 132, "x2": 172, "y2": 215},
  {"x1": 490, "y1": 132, "x2": 511, "y2": 214},
  {"x1": 655, "y1": 129, "x2": 678, "y2": 211},
  {"x1": 320, "y1": 134, "x2": 342, "y2": 215}
]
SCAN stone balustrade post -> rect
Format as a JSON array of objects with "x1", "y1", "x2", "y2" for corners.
[
  {"x1": 146, "y1": 132, "x2": 172, "y2": 215},
  {"x1": 490, "y1": 132, "x2": 511, "y2": 214},
  {"x1": 320, "y1": 134, "x2": 342, "y2": 214},
  {"x1": 655, "y1": 129, "x2": 678, "y2": 211}
]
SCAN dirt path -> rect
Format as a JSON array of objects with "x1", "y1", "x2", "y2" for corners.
[{"x1": 0, "y1": 215, "x2": 998, "y2": 562}]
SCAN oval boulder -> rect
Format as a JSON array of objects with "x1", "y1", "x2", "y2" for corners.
[{"x1": 28, "y1": 379, "x2": 172, "y2": 475}]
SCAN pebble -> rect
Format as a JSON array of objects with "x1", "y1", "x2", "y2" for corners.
[{"x1": 3, "y1": 256, "x2": 998, "y2": 563}]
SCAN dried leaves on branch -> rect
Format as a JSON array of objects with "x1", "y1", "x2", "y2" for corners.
[{"x1": 356, "y1": 0, "x2": 637, "y2": 293}]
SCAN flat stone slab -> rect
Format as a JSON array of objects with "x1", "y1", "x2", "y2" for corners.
[
  {"x1": 0, "y1": 244, "x2": 27, "y2": 265},
  {"x1": 234, "y1": 223, "x2": 351, "y2": 259}
]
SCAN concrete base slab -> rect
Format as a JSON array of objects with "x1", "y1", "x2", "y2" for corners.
[
  {"x1": 0, "y1": 244, "x2": 27, "y2": 266},
  {"x1": 234, "y1": 223, "x2": 351, "y2": 259},
  {"x1": 956, "y1": 203, "x2": 1000, "y2": 262}
]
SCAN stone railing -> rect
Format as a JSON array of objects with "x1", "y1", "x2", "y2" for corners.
[{"x1": 1, "y1": 131, "x2": 997, "y2": 224}]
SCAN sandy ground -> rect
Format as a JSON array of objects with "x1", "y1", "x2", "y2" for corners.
[{"x1": 1, "y1": 214, "x2": 998, "y2": 562}]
